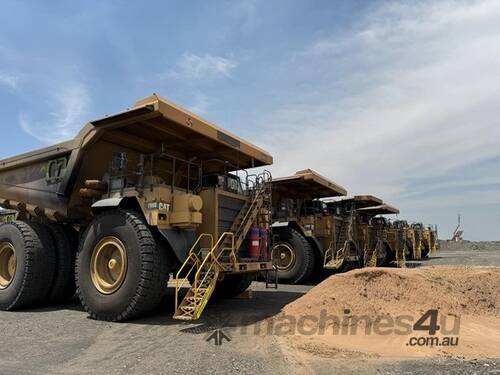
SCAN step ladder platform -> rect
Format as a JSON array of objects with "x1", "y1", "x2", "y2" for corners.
[{"x1": 174, "y1": 172, "x2": 272, "y2": 321}]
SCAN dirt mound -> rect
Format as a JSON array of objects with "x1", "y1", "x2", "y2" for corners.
[
  {"x1": 283, "y1": 266, "x2": 499, "y2": 319},
  {"x1": 277, "y1": 266, "x2": 500, "y2": 359}
]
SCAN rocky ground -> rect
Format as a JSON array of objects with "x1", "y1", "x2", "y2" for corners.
[{"x1": 0, "y1": 242, "x2": 499, "y2": 374}]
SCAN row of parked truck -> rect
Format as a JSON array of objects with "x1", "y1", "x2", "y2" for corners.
[
  {"x1": 269, "y1": 169, "x2": 439, "y2": 284},
  {"x1": 0, "y1": 94, "x2": 438, "y2": 322}
]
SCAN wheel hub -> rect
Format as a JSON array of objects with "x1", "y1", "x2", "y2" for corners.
[
  {"x1": 90, "y1": 237, "x2": 128, "y2": 294},
  {"x1": 0, "y1": 242, "x2": 16, "y2": 289},
  {"x1": 271, "y1": 243, "x2": 295, "y2": 271}
]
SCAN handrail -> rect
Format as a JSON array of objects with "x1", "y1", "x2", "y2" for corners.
[
  {"x1": 235, "y1": 182, "x2": 266, "y2": 236},
  {"x1": 323, "y1": 240, "x2": 334, "y2": 266},
  {"x1": 174, "y1": 233, "x2": 214, "y2": 312},
  {"x1": 193, "y1": 232, "x2": 235, "y2": 293}
]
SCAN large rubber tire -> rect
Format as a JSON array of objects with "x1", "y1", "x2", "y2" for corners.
[
  {"x1": 46, "y1": 224, "x2": 78, "y2": 303},
  {"x1": 272, "y1": 227, "x2": 315, "y2": 284},
  {"x1": 404, "y1": 240, "x2": 414, "y2": 260},
  {"x1": 378, "y1": 242, "x2": 394, "y2": 267},
  {"x1": 421, "y1": 243, "x2": 430, "y2": 258},
  {"x1": 214, "y1": 273, "x2": 253, "y2": 299},
  {"x1": 0, "y1": 221, "x2": 56, "y2": 310},
  {"x1": 76, "y1": 209, "x2": 169, "y2": 321}
]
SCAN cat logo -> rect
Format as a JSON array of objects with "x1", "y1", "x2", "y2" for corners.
[{"x1": 145, "y1": 201, "x2": 170, "y2": 211}]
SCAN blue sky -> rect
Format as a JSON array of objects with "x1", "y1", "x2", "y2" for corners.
[{"x1": 1, "y1": 0, "x2": 499, "y2": 240}]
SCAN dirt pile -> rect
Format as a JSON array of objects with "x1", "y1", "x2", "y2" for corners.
[
  {"x1": 283, "y1": 266, "x2": 499, "y2": 319},
  {"x1": 277, "y1": 266, "x2": 500, "y2": 359}
]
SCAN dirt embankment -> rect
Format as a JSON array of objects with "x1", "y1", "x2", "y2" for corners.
[{"x1": 276, "y1": 266, "x2": 500, "y2": 360}]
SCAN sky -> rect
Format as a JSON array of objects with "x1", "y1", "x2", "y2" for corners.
[{"x1": 0, "y1": 0, "x2": 499, "y2": 240}]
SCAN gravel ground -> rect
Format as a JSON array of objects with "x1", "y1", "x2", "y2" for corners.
[{"x1": 0, "y1": 242, "x2": 499, "y2": 374}]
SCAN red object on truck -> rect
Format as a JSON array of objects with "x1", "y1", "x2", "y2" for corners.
[
  {"x1": 260, "y1": 228, "x2": 269, "y2": 260},
  {"x1": 248, "y1": 227, "x2": 261, "y2": 258}
]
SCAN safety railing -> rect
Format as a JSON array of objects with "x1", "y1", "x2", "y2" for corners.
[
  {"x1": 192, "y1": 232, "x2": 235, "y2": 294},
  {"x1": 174, "y1": 233, "x2": 213, "y2": 313}
]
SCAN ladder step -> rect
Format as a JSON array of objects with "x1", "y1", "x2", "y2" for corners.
[{"x1": 170, "y1": 278, "x2": 188, "y2": 283}]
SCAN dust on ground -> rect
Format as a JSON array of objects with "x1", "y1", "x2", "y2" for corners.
[
  {"x1": 1, "y1": 244, "x2": 499, "y2": 374},
  {"x1": 277, "y1": 265, "x2": 500, "y2": 361}
]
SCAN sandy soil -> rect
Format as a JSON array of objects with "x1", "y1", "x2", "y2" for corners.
[
  {"x1": 278, "y1": 265, "x2": 500, "y2": 361},
  {"x1": 1, "y1": 243, "x2": 499, "y2": 374}
]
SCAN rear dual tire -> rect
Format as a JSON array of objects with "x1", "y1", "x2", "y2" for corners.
[
  {"x1": 421, "y1": 243, "x2": 430, "y2": 258},
  {"x1": 0, "y1": 221, "x2": 56, "y2": 310},
  {"x1": 46, "y1": 224, "x2": 78, "y2": 303}
]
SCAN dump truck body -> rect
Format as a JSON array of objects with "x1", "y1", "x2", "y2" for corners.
[
  {"x1": 428, "y1": 224, "x2": 440, "y2": 253},
  {"x1": 392, "y1": 220, "x2": 417, "y2": 261},
  {"x1": 356, "y1": 204, "x2": 402, "y2": 267},
  {"x1": 410, "y1": 223, "x2": 426, "y2": 259},
  {"x1": 0, "y1": 94, "x2": 274, "y2": 321},
  {"x1": 412, "y1": 222, "x2": 439, "y2": 259},
  {"x1": 270, "y1": 169, "x2": 347, "y2": 283},
  {"x1": 325, "y1": 195, "x2": 399, "y2": 269}
]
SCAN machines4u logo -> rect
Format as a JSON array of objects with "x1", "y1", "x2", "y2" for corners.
[
  {"x1": 407, "y1": 309, "x2": 460, "y2": 347},
  {"x1": 205, "y1": 328, "x2": 232, "y2": 346}
]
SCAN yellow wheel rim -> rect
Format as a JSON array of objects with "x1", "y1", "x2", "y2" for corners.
[
  {"x1": 271, "y1": 243, "x2": 295, "y2": 271},
  {"x1": 0, "y1": 242, "x2": 16, "y2": 289},
  {"x1": 90, "y1": 236, "x2": 127, "y2": 294}
]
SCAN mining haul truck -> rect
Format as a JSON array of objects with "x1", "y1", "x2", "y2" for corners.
[
  {"x1": 411, "y1": 222, "x2": 439, "y2": 259},
  {"x1": 270, "y1": 169, "x2": 347, "y2": 284},
  {"x1": 323, "y1": 196, "x2": 396, "y2": 269},
  {"x1": 0, "y1": 94, "x2": 274, "y2": 322},
  {"x1": 323, "y1": 195, "x2": 382, "y2": 271},
  {"x1": 427, "y1": 224, "x2": 440, "y2": 254},
  {"x1": 324, "y1": 196, "x2": 402, "y2": 268},
  {"x1": 356, "y1": 204, "x2": 402, "y2": 267},
  {"x1": 391, "y1": 220, "x2": 418, "y2": 261}
]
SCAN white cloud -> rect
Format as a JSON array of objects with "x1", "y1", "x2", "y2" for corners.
[
  {"x1": 259, "y1": 0, "x2": 500, "y2": 211},
  {"x1": 19, "y1": 83, "x2": 90, "y2": 144},
  {"x1": 186, "y1": 92, "x2": 211, "y2": 116},
  {"x1": 165, "y1": 52, "x2": 237, "y2": 82},
  {"x1": 0, "y1": 72, "x2": 19, "y2": 89}
]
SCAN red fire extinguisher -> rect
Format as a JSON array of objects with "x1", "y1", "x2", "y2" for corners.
[{"x1": 248, "y1": 227, "x2": 260, "y2": 258}]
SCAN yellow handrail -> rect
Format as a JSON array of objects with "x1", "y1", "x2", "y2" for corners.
[
  {"x1": 235, "y1": 184, "x2": 265, "y2": 237},
  {"x1": 193, "y1": 232, "x2": 234, "y2": 292},
  {"x1": 323, "y1": 240, "x2": 334, "y2": 267},
  {"x1": 174, "y1": 233, "x2": 213, "y2": 312}
]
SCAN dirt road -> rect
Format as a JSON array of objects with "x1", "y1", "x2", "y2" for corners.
[{"x1": 0, "y1": 242, "x2": 499, "y2": 374}]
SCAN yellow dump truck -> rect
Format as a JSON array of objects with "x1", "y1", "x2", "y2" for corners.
[
  {"x1": 411, "y1": 222, "x2": 439, "y2": 259},
  {"x1": 324, "y1": 196, "x2": 401, "y2": 269},
  {"x1": 270, "y1": 169, "x2": 347, "y2": 283},
  {"x1": 391, "y1": 220, "x2": 417, "y2": 261},
  {"x1": 0, "y1": 94, "x2": 274, "y2": 321},
  {"x1": 356, "y1": 204, "x2": 401, "y2": 266},
  {"x1": 427, "y1": 224, "x2": 440, "y2": 254}
]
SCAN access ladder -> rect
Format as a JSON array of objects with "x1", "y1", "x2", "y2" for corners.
[
  {"x1": 324, "y1": 209, "x2": 356, "y2": 270},
  {"x1": 173, "y1": 173, "x2": 271, "y2": 321}
]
